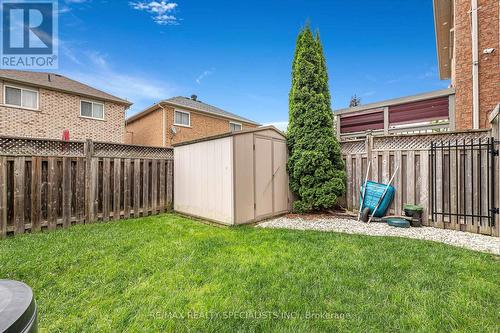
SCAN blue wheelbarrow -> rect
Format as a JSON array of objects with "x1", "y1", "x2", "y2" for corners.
[{"x1": 358, "y1": 162, "x2": 399, "y2": 223}]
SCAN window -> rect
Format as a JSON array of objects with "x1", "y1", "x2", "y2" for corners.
[
  {"x1": 4, "y1": 85, "x2": 38, "y2": 109},
  {"x1": 174, "y1": 110, "x2": 190, "y2": 126},
  {"x1": 229, "y1": 122, "x2": 242, "y2": 132},
  {"x1": 80, "y1": 100, "x2": 104, "y2": 120}
]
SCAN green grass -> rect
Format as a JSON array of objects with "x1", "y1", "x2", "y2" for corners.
[{"x1": 0, "y1": 214, "x2": 498, "y2": 332}]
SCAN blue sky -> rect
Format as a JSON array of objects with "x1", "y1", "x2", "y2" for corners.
[{"x1": 57, "y1": 0, "x2": 449, "y2": 128}]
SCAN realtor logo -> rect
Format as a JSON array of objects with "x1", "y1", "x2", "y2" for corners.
[{"x1": 1, "y1": 0, "x2": 58, "y2": 68}]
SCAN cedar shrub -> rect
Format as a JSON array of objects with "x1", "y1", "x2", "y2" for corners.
[{"x1": 287, "y1": 25, "x2": 345, "y2": 213}]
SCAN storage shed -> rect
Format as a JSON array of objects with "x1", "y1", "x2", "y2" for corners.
[{"x1": 173, "y1": 126, "x2": 291, "y2": 225}]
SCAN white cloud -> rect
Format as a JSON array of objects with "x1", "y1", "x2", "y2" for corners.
[
  {"x1": 264, "y1": 121, "x2": 288, "y2": 132},
  {"x1": 129, "y1": 1, "x2": 179, "y2": 25},
  {"x1": 60, "y1": 42, "x2": 176, "y2": 116},
  {"x1": 196, "y1": 69, "x2": 214, "y2": 84}
]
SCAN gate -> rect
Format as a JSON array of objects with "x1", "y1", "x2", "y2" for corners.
[{"x1": 430, "y1": 137, "x2": 498, "y2": 234}]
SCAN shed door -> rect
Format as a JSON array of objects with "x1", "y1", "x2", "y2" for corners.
[
  {"x1": 273, "y1": 140, "x2": 288, "y2": 213},
  {"x1": 254, "y1": 137, "x2": 273, "y2": 219}
]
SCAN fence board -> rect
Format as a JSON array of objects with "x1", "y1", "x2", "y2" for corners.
[
  {"x1": 76, "y1": 158, "x2": 85, "y2": 223},
  {"x1": 47, "y1": 158, "x2": 57, "y2": 230},
  {"x1": 134, "y1": 159, "x2": 140, "y2": 217},
  {"x1": 102, "y1": 158, "x2": 110, "y2": 221},
  {"x1": 472, "y1": 149, "x2": 479, "y2": 232},
  {"x1": 381, "y1": 151, "x2": 389, "y2": 184},
  {"x1": 345, "y1": 155, "x2": 353, "y2": 210},
  {"x1": 419, "y1": 151, "x2": 429, "y2": 224},
  {"x1": 62, "y1": 157, "x2": 71, "y2": 228},
  {"x1": 479, "y1": 149, "x2": 490, "y2": 234},
  {"x1": 435, "y1": 149, "x2": 444, "y2": 228},
  {"x1": 371, "y1": 153, "x2": 379, "y2": 183},
  {"x1": 159, "y1": 161, "x2": 165, "y2": 213},
  {"x1": 124, "y1": 159, "x2": 131, "y2": 219},
  {"x1": 31, "y1": 157, "x2": 41, "y2": 232},
  {"x1": 151, "y1": 159, "x2": 157, "y2": 214},
  {"x1": 143, "y1": 160, "x2": 149, "y2": 215},
  {"x1": 0, "y1": 157, "x2": 6, "y2": 239},
  {"x1": 448, "y1": 148, "x2": 458, "y2": 230},
  {"x1": 89, "y1": 158, "x2": 98, "y2": 223},
  {"x1": 465, "y1": 149, "x2": 473, "y2": 232},
  {"x1": 113, "y1": 158, "x2": 121, "y2": 220},
  {"x1": 393, "y1": 151, "x2": 402, "y2": 215},
  {"x1": 167, "y1": 160, "x2": 173, "y2": 209},
  {"x1": 406, "y1": 151, "x2": 415, "y2": 205},
  {"x1": 13, "y1": 157, "x2": 25, "y2": 234},
  {"x1": 354, "y1": 154, "x2": 362, "y2": 210}
]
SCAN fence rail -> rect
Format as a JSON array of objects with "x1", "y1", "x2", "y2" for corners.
[{"x1": 0, "y1": 137, "x2": 173, "y2": 238}]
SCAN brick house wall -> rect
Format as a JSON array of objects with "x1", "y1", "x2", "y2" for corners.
[
  {"x1": 125, "y1": 106, "x2": 164, "y2": 147},
  {"x1": 0, "y1": 80, "x2": 127, "y2": 143},
  {"x1": 126, "y1": 105, "x2": 258, "y2": 147},
  {"x1": 453, "y1": 0, "x2": 500, "y2": 129}
]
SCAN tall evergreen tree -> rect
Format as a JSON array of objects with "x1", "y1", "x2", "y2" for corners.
[{"x1": 287, "y1": 25, "x2": 345, "y2": 212}]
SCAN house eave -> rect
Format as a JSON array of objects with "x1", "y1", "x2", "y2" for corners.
[{"x1": 433, "y1": 0, "x2": 453, "y2": 80}]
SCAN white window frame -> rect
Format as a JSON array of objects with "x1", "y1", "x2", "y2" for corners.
[
  {"x1": 80, "y1": 99, "x2": 105, "y2": 120},
  {"x1": 174, "y1": 109, "x2": 191, "y2": 127},
  {"x1": 229, "y1": 121, "x2": 242, "y2": 131},
  {"x1": 3, "y1": 84, "x2": 39, "y2": 110}
]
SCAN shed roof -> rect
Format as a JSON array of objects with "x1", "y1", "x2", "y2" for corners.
[
  {"x1": 172, "y1": 126, "x2": 285, "y2": 147},
  {"x1": 0, "y1": 70, "x2": 132, "y2": 105}
]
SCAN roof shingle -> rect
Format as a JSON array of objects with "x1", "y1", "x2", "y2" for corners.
[
  {"x1": 162, "y1": 96, "x2": 260, "y2": 125},
  {"x1": 0, "y1": 69, "x2": 131, "y2": 105}
]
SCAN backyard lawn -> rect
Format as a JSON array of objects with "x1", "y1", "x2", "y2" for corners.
[{"x1": 0, "y1": 214, "x2": 498, "y2": 332}]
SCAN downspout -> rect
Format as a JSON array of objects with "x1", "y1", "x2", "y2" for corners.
[
  {"x1": 471, "y1": 0, "x2": 479, "y2": 129},
  {"x1": 158, "y1": 102, "x2": 167, "y2": 147}
]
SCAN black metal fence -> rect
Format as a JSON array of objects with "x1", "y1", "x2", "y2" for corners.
[{"x1": 431, "y1": 138, "x2": 497, "y2": 231}]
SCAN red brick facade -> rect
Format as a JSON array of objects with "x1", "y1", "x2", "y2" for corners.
[{"x1": 452, "y1": 0, "x2": 499, "y2": 129}]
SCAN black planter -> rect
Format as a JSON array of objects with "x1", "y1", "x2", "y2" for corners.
[
  {"x1": 403, "y1": 204, "x2": 424, "y2": 227},
  {"x1": 0, "y1": 280, "x2": 38, "y2": 333}
]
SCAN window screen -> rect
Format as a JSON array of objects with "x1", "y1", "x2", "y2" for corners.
[
  {"x1": 81, "y1": 101, "x2": 93, "y2": 117},
  {"x1": 80, "y1": 101, "x2": 104, "y2": 119},
  {"x1": 5, "y1": 87, "x2": 21, "y2": 106},
  {"x1": 230, "y1": 123, "x2": 242, "y2": 131},
  {"x1": 175, "y1": 111, "x2": 190, "y2": 126}
]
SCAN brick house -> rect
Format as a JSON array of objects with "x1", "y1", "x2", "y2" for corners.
[
  {"x1": 434, "y1": 0, "x2": 499, "y2": 129},
  {"x1": 126, "y1": 95, "x2": 260, "y2": 147},
  {"x1": 0, "y1": 70, "x2": 132, "y2": 143}
]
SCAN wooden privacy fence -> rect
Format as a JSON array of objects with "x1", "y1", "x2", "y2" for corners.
[
  {"x1": 341, "y1": 129, "x2": 499, "y2": 236},
  {"x1": 0, "y1": 136, "x2": 173, "y2": 238}
]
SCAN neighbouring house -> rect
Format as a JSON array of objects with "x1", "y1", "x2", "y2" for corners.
[
  {"x1": 334, "y1": 0, "x2": 499, "y2": 137},
  {"x1": 126, "y1": 95, "x2": 260, "y2": 147},
  {"x1": 434, "y1": 0, "x2": 499, "y2": 129},
  {"x1": 0, "y1": 69, "x2": 132, "y2": 143}
]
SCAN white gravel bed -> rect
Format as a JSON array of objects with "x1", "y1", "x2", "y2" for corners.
[{"x1": 258, "y1": 217, "x2": 500, "y2": 255}]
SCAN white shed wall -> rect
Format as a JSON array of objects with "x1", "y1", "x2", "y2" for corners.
[{"x1": 174, "y1": 137, "x2": 234, "y2": 224}]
